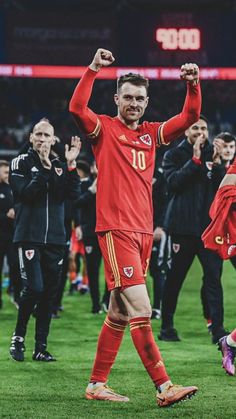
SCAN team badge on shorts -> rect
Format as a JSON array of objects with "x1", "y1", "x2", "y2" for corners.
[
  {"x1": 139, "y1": 134, "x2": 152, "y2": 146},
  {"x1": 123, "y1": 266, "x2": 134, "y2": 278},
  {"x1": 25, "y1": 250, "x2": 35, "y2": 260},
  {"x1": 55, "y1": 167, "x2": 63, "y2": 176},
  {"x1": 85, "y1": 246, "x2": 93, "y2": 254},
  {"x1": 173, "y1": 243, "x2": 180, "y2": 253}
]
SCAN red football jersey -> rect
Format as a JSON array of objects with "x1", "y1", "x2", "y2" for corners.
[
  {"x1": 69, "y1": 67, "x2": 201, "y2": 234},
  {"x1": 92, "y1": 116, "x2": 161, "y2": 233}
]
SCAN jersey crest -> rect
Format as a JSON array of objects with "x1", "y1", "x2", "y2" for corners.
[
  {"x1": 55, "y1": 167, "x2": 63, "y2": 176},
  {"x1": 123, "y1": 266, "x2": 134, "y2": 278},
  {"x1": 205, "y1": 161, "x2": 213, "y2": 171},
  {"x1": 139, "y1": 134, "x2": 152, "y2": 146}
]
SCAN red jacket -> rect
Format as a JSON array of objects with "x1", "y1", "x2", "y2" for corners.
[{"x1": 201, "y1": 185, "x2": 236, "y2": 259}]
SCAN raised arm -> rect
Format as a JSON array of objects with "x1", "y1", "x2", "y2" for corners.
[
  {"x1": 69, "y1": 48, "x2": 115, "y2": 139},
  {"x1": 158, "y1": 64, "x2": 201, "y2": 146}
]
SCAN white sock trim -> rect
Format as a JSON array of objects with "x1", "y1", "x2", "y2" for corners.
[
  {"x1": 88, "y1": 382, "x2": 106, "y2": 389},
  {"x1": 226, "y1": 335, "x2": 236, "y2": 347},
  {"x1": 158, "y1": 380, "x2": 172, "y2": 393}
]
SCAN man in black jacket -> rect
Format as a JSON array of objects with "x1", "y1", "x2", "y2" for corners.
[
  {"x1": 159, "y1": 115, "x2": 227, "y2": 344},
  {"x1": 9, "y1": 119, "x2": 81, "y2": 362},
  {"x1": 75, "y1": 160, "x2": 109, "y2": 313},
  {"x1": 149, "y1": 167, "x2": 170, "y2": 320},
  {"x1": 0, "y1": 160, "x2": 20, "y2": 308}
]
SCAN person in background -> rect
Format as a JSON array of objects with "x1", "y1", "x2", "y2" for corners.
[
  {"x1": 200, "y1": 131, "x2": 236, "y2": 332},
  {"x1": 0, "y1": 160, "x2": 21, "y2": 308},
  {"x1": 159, "y1": 116, "x2": 228, "y2": 344},
  {"x1": 75, "y1": 159, "x2": 110, "y2": 313},
  {"x1": 202, "y1": 157, "x2": 236, "y2": 375},
  {"x1": 149, "y1": 166, "x2": 170, "y2": 320},
  {"x1": 9, "y1": 119, "x2": 81, "y2": 362}
]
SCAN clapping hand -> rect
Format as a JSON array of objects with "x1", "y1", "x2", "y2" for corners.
[
  {"x1": 65, "y1": 136, "x2": 81, "y2": 168},
  {"x1": 212, "y1": 138, "x2": 224, "y2": 164},
  {"x1": 193, "y1": 134, "x2": 206, "y2": 159}
]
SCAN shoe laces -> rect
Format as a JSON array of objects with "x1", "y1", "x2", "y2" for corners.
[
  {"x1": 162, "y1": 384, "x2": 182, "y2": 393},
  {"x1": 99, "y1": 384, "x2": 118, "y2": 395}
]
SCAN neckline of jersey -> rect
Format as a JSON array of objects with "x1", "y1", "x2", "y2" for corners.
[{"x1": 115, "y1": 116, "x2": 141, "y2": 132}]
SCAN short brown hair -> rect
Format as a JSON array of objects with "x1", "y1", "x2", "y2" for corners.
[
  {"x1": 117, "y1": 73, "x2": 149, "y2": 93},
  {"x1": 0, "y1": 160, "x2": 9, "y2": 168},
  {"x1": 215, "y1": 132, "x2": 236, "y2": 144}
]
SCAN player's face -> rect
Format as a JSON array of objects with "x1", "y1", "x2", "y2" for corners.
[
  {"x1": 0, "y1": 166, "x2": 9, "y2": 183},
  {"x1": 30, "y1": 122, "x2": 54, "y2": 153},
  {"x1": 114, "y1": 82, "x2": 149, "y2": 124},
  {"x1": 185, "y1": 119, "x2": 208, "y2": 145},
  {"x1": 221, "y1": 140, "x2": 236, "y2": 162}
]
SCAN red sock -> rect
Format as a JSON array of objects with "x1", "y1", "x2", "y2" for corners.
[
  {"x1": 230, "y1": 329, "x2": 236, "y2": 342},
  {"x1": 90, "y1": 316, "x2": 127, "y2": 382},
  {"x1": 129, "y1": 317, "x2": 170, "y2": 387}
]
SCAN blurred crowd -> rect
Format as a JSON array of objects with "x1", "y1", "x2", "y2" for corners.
[{"x1": 1, "y1": 78, "x2": 236, "y2": 154}]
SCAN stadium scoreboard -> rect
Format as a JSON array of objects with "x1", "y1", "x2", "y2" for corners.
[{"x1": 156, "y1": 28, "x2": 201, "y2": 50}]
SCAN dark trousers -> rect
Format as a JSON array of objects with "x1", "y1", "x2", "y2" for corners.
[
  {"x1": 0, "y1": 241, "x2": 21, "y2": 303},
  {"x1": 15, "y1": 243, "x2": 64, "y2": 349},
  {"x1": 84, "y1": 236, "x2": 110, "y2": 312},
  {"x1": 201, "y1": 255, "x2": 236, "y2": 320},
  {"x1": 161, "y1": 234, "x2": 224, "y2": 335},
  {"x1": 149, "y1": 233, "x2": 171, "y2": 310},
  {"x1": 53, "y1": 245, "x2": 70, "y2": 311}
]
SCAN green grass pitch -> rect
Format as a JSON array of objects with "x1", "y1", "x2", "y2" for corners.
[{"x1": 0, "y1": 258, "x2": 235, "y2": 418}]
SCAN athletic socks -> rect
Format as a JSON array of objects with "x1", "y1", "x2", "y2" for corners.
[
  {"x1": 129, "y1": 317, "x2": 170, "y2": 387},
  {"x1": 90, "y1": 316, "x2": 127, "y2": 383}
]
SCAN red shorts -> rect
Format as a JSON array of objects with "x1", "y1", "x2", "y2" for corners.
[
  {"x1": 70, "y1": 230, "x2": 85, "y2": 256},
  {"x1": 98, "y1": 230, "x2": 153, "y2": 291}
]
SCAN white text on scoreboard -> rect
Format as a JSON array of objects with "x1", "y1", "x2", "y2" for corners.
[{"x1": 156, "y1": 28, "x2": 201, "y2": 50}]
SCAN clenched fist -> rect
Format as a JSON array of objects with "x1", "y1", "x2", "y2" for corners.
[
  {"x1": 89, "y1": 48, "x2": 115, "y2": 72},
  {"x1": 180, "y1": 63, "x2": 199, "y2": 85}
]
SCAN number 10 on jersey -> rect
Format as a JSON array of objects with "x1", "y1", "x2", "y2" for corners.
[{"x1": 131, "y1": 149, "x2": 146, "y2": 171}]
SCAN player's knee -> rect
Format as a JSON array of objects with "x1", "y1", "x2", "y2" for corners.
[
  {"x1": 107, "y1": 304, "x2": 129, "y2": 322},
  {"x1": 129, "y1": 300, "x2": 152, "y2": 319}
]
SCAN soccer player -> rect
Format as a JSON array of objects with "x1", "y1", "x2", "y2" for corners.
[
  {"x1": 9, "y1": 119, "x2": 81, "y2": 362},
  {"x1": 202, "y1": 158, "x2": 236, "y2": 375},
  {"x1": 69, "y1": 48, "x2": 201, "y2": 407}
]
